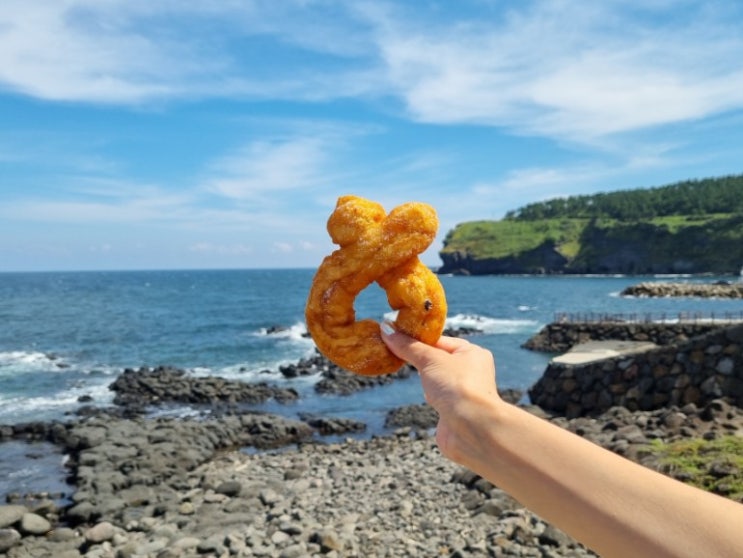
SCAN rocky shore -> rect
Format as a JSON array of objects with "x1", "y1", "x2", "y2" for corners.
[
  {"x1": 621, "y1": 281, "x2": 743, "y2": 298},
  {"x1": 2, "y1": 326, "x2": 742, "y2": 557},
  {"x1": 3, "y1": 394, "x2": 742, "y2": 558}
]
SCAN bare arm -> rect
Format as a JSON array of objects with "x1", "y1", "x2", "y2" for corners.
[{"x1": 381, "y1": 325, "x2": 743, "y2": 558}]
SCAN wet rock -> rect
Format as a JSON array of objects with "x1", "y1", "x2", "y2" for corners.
[
  {"x1": 385, "y1": 403, "x2": 438, "y2": 429},
  {"x1": 110, "y1": 365, "x2": 299, "y2": 407},
  {"x1": 298, "y1": 414, "x2": 366, "y2": 436}
]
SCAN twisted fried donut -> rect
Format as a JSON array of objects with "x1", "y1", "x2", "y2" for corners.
[{"x1": 305, "y1": 195, "x2": 447, "y2": 375}]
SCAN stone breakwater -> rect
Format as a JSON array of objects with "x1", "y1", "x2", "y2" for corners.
[
  {"x1": 621, "y1": 281, "x2": 743, "y2": 298},
  {"x1": 529, "y1": 323, "x2": 743, "y2": 418},
  {"x1": 522, "y1": 321, "x2": 733, "y2": 353}
]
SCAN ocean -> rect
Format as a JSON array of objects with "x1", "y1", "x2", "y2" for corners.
[{"x1": 1, "y1": 269, "x2": 742, "y2": 498}]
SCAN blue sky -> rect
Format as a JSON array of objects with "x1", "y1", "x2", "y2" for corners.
[{"x1": 1, "y1": 0, "x2": 743, "y2": 271}]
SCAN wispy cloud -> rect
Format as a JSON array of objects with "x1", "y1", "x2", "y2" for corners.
[
  {"x1": 2, "y1": 1, "x2": 742, "y2": 143},
  {"x1": 206, "y1": 137, "x2": 329, "y2": 200},
  {"x1": 0, "y1": 0, "x2": 377, "y2": 103},
  {"x1": 373, "y1": 1, "x2": 743, "y2": 140},
  {"x1": 2, "y1": 1, "x2": 743, "y2": 272}
]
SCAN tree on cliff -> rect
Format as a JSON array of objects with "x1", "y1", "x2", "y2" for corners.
[{"x1": 506, "y1": 174, "x2": 743, "y2": 222}]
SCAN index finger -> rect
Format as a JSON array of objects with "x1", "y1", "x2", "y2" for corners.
[{"x1": 435, "y1": 335, "x2": 472, "y2": 353}]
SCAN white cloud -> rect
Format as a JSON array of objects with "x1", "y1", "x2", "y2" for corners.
[
  {"x1": 206, "y1": 138, "x2": 328, "y2": 199},
  {"x1": 3, "y1": 0, "x2": 742, "y2": 143},
  {"x1": 0, "y1": 176, "x2": 197, "y2": 224},
  {"x1": 0, "y1": 0, "x2": 377, "y2": 104},
  {"x1": 473, "y1": 165, "x2": 606, "y2": 196},
  {"x1": 373, "y1": 1, "x2": 743, "y2": 140},
  {"x1": 0, "y1": 3, "x2": 187, "y2": 102}
]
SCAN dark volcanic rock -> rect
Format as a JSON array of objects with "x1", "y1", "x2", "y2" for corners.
[
  {"x1": 110, "y1": 365, "x2": 299, "y2": 407},
  {"x1": 59, "y1": 411, "x2": 314, "y2": 525},
  {"x1": 315, "y1": 363, "x2": 415, "y2": 395},
  {"x1": 385, "y1": 403, "x2": 438, "y2": 429},
  {"x1": 621, "y1": 281, "x2": 743, "y2": 299},
  {"x1": 279, "y1": 351, "x2": 416, "y2": 395},
  {"x1": 298, "y1": 413, "x2": 366, "y2": 436},
  {"x1": 296, "y1": 323, "x2": 483, "y2": 395},
  {"x1": 386, "y1": 390, "x2": 522, "y2": 430}
]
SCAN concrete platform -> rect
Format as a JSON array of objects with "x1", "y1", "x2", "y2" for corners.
[{"x1": 551, "y1": 340, "x2": 658, "y2": 365}]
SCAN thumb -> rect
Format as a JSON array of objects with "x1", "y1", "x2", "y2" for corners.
[{"x1": 380, "y1": 321, "x2": 442, "y2": 371}]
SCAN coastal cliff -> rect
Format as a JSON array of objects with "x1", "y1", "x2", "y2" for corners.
[
  {"x1": 439, "y1": 215, "x2": 743, "y2": 275},
  {"x1": 438, "y1": 175, "x2": 743, "y2": 275}
]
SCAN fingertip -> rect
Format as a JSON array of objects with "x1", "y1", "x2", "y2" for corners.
[
  {"x1": 379, "y1": 320, "x2": 415, "y2": 355},
  {"x1": 435, "y1": 335, "x2": 472, "y2": 353},
  {"x1": 380, "y1": 320, "x2": 396, "y2": 337}
]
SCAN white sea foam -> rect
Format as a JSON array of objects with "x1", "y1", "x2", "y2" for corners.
[
  {"x1": 446, "y1": 313, "x2": 539, "y2": 335},
  {"x1": 0, "y1": 350, "x2": 68, "y2": 374},
  {"x1": 0, "y1": 350, "x2": 117, "y2": 422},
  {"x1": 192, "y1": 321, "x2": 318, "y2": 381},
  {"x1": 256, "y1": 321, "x2": 310, "y2": 341},
  {"x1": 381, "y1": 311, "x2": 540, "y2": 335},
  {"x1": 205, "y1": 355, "x2": 322, "y2": 385},
  {"x1": 0, "y1": 381, "x2": 115, "y2": 423}
]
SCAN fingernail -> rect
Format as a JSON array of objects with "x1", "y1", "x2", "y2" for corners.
[{"x1": 380, "y1": 321, "x2": 395, "y2": 336}]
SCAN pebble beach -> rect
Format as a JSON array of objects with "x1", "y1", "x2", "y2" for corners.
[{"x1": 2, "y1": 357, "x2": 743, "y2": 557}]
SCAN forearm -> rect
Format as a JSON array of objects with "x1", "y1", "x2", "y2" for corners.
[{"x1": 452, "y1": 400, "x2": 743, "y2": 558}]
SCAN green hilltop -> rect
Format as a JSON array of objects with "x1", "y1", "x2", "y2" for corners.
[{"x1": 439, "y1": 174, "x2": 743, "y2": 275}]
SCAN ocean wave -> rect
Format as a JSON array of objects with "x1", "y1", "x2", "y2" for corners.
[
  {"x1": 446, "y1": 313, "x2": 539, "y2": 335},
  {"x1": 0, "y1": 350, "x2": 119, "y2": 378},
  {"x1": 256, "y1": 321, "x2": 309, "y2": 340},
  {"x1": 0, "y1": 351, "x2": 75, "y2": 379},
  {"x1": 0, "y1": 381, "x2": 114, "y2": 423},
  {"x1": 378, "y1": 311, "x2": 541, "y2": 335}
]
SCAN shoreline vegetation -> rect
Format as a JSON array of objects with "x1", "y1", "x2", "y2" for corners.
[
  {"x1": 438, "y1": 174, "x2": 743, "y2": 276},
  {"x1": 2, "y1": 320, "x2": 743, "y2": 557}
]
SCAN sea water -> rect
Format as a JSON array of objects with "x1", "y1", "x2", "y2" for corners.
[
  {"x1": 2, "y1": 269, "x2": 743, "y2": 424},
  {"x1": 1, "y1": 269, "x2": 742, "y2": 497}
]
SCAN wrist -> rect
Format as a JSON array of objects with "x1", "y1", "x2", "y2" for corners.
[{"x1": 440, "y1": 390, "x2": 508, "y2": 471}]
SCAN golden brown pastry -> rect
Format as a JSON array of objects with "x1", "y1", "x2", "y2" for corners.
[{"x1": 305, "y1": 195, "x2": 447, "y2": 375}]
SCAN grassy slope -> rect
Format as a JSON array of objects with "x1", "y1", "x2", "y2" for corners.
[
  {"x1": 441, "y1": 218, "x2": 588, "y2": 259},
  {"x1": 441, "y1": 214, "x2": 743, "y2": 271}
]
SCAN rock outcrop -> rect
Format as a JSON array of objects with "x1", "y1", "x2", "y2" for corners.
[{"x1": 621, "y1": 281, "x2": 743, "y2": 299}]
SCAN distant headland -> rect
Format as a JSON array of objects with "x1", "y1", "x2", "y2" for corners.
[{"x1": 438, "y1": 174, "x2": 743, "y2": 276}]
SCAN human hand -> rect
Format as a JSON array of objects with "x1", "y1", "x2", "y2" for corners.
[{"x1": 380, "y1": 322, "x2": 502, "y2": 466}]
